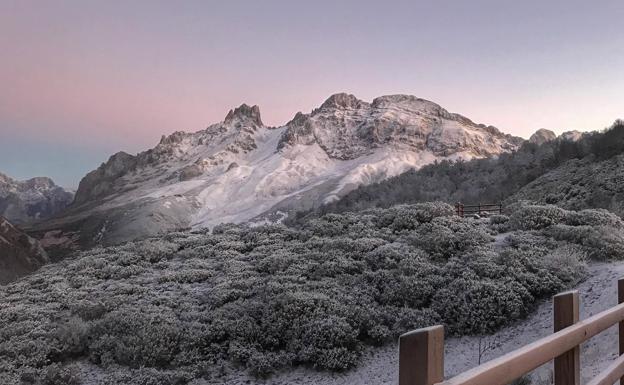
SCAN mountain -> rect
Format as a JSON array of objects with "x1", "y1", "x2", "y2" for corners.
[
  {"x1": 0, "y1": 216, "x2": 48, "y2": 284},
  {"x1": 30, "y1": 93, "x2": 522, "y2": 248},
  {"x1": 0, "y1": 172, "x2": 74, "y2": 224},
  {"x1": 295, "y1": 121, "x2": 622, "y2": 221}
]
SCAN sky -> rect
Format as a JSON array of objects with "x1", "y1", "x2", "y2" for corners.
[{"x1": 1, "y1": 0, "x2": 623, "y2": 187}]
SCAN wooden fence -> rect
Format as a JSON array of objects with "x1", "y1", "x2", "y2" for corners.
[
  {"x1": 455, "y1": 202, "x2": 503, "y2": 217},
  {"x1": 399, "y1": 278, "x2": 624, "y2": 385}
]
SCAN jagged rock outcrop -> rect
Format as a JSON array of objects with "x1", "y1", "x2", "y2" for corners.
[
  {"x1": 0, "y1": 172, "x2": 73, "y2": 224},
  {"x1": 34, "y1": 94, "x2": 524, "y2": 248},
  {"x1": 529, "y1": 128, "x2": 557, "y2": 145},
  {"x1": 0, "y1": 216, "x2": 48, "y2": 284},
  {"x1": 560, "y1": 130, "x2": 584, "y2": 142}
]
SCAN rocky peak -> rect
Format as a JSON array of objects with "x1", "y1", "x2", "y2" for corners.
[
  {"x1": 73, "y1": 151, "x2": 137, "y2": 205},
  {"x1": 319, "y1": 93, "x2": 367, "y2": 111},
  {"x1": 529, "y1": 128, "x2": 557, "y2": 145},
  {"x1": 159, "y1": 131, "x2": 187, "y2": 146},
  {"x1": 0, "y1": 172, "x2": 73, "y2": 224},
  {"x1": 224, "y1": 104, "x2": 263, "y2": 127},
  {"x1": 560, "y1": 130, "x2": 583, "y2": 142},
  {"x1": 21, "y1": 177, "x2": 55, "y2": 190}
]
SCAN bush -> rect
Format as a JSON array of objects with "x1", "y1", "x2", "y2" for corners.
[
  {"x1": 89, "y1": 310, "x2": 182, "y2": 368},
  {"x1": 509, "y1": 204, "x2": 566, "y2": 230},
  {"x1": 2, "y1": 202, "x2": 617, "y2": 382},
  {"x1": 43, "y1": 364, "x2": 81, "y2": 385}
]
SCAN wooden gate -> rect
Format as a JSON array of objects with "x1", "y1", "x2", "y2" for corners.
[{"x1": 455, "y1": 203, "x2": 503, "y2": 217}]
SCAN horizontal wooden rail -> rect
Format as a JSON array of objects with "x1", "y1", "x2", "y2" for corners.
[
  {"x1": 399, "y1": 279, "x2": 624, "y2": 385},
  {"x1": 586, "y1": 353, "x2": 624, "y2": 385}
]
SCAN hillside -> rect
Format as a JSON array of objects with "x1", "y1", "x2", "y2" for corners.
[
  {"x1": 0, "y1": 216, "x2": 48, "y2": 284},
  {"x1": 301, "y1": 120, "x2": 623, "y2": 219},
  {"x1": 28, "y1": 93, "x2": 522, "y2": 250},
  {"x1": 1, "y1": 202, "x2": 622, "y2": 384}
]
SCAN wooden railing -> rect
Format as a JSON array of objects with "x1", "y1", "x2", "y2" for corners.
[
  {"x1": 455, "y1": 203, "x2": 503, "y2": 217},
  {"x1": 399, "y1": 279, "x2": 624, "y2": 385}
]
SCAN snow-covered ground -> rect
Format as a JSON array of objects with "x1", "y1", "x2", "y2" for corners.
[{"x1": 223, "y1": 262, "x2": 624, "y2": 385}]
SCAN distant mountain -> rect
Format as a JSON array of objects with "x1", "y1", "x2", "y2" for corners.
[
  {"x1": 295, "y1": 120, "x2": 623, "y2": 221},
  {"x1": 0, "y1": 172, "x2": 74, "y2": 224},
  {"x1": 30, "y1": 93, "x2": 522, "y2": 248},
  {"x1": 0, "y1": 216, "x2": 48, "y2": 284}
]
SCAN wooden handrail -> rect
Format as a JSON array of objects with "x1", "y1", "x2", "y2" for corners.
[
  {"x1": 399, "y1": 279, "x2": 624, "y2": 385},
  {"x1": 586, "y1": 354, "x2": 624, "y2": 385}
]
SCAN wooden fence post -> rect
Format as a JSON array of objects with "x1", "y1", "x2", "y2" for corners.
[
  {"x1": 618, "y1": 279, "x2": 624, "y2": 385},
  {"x1": 554, "y1": 290, "x2": 580, "y2": 385},
  {"x1": 399, "y1": 325, "x2": 444, "y2": 385}
]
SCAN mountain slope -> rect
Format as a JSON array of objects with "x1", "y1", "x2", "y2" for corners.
[
  {"x1": 510, "y1": 154, "x2": 624, "y2": 216},
  {"x1": 0, "y1": 172, "x2": 73, "y2": 224},
  {"x1": 0, "y1": 216, "x2": 48, "y2": 284},
  {"x1": 30, "y1": 93, "x2": 522, "y2": 248},
  {"x1": 299, "y1": 120, "x2": 622, "y2": 220}
]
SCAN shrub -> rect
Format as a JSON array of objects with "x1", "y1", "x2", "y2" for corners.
[
  {"x1": 43, "y1": 364, "x2": 81, "y2": 385},
  {"x1": 509, "y1": 204, "x2": 566, "y2": 230},
  {"x1": 89, "y1": 310, "x2": 182, "y2": 368},
  {"x1": 1, "y1": 202, "x2": 615, "y2": 382}
]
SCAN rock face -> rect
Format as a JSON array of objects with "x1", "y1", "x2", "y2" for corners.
[
  {"x1": 560, "y1": 130, "x2": 584, "y2": 142},
  {"x1": 0, "y1": 172, "x2": 74, "y2": 224},
  {"x1": 0, "y1": 216, "x2": 48, "y2": 284},
  {"x1": 33, "y1": 93, "x2": 524, "y2": 248},
  {"x1": 279, "y1": 94, "x2": 522, "y2": 159},
  {"x1": 529, "y1": 128, "x2": 557, "y2": 145}
]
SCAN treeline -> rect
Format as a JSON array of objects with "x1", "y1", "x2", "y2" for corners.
[{"x1": 289, "y1": 120, "x2": 624, "y2": 223}]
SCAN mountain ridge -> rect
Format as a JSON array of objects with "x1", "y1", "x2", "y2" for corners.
[
  {"x1": 30, "y1": 93, "x2": 524, "y2": 249},
  {"x1": 0, "y1": 172, "x2": 74, "y2": 224}
]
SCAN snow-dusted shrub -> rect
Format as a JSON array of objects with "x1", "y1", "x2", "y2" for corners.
[
  {"x1": 368, "y1": 202, "x2": 455, "y2": 232},
  {"x1": 409, "y1": 216, "x2": 493, "y2": 260},
  {"x1": 489, "y1": 214, "x2": 511, "y2": 233},
  {"x1": 89, "y1": 310, "x2": 182, "y2": 368},
  {"x1": 43, "y1": 363, "x2": 81, "y2": 385},
  {"x1": 432, "y1": 277, "x2": 531, "y2": 334},
  {"x1": 49, "y1": 318, "x2": 90, "y2": 362},
  {"x1": 298, "y1": 315, "x2": 360, "y2": 370},
  {"x1": 548, "y1": 225, "x2": 624, "y2": 260},
  {"x1": 564, "y1": 208, "x2": 624, "y2": 228},
  {"x1": 1, "y1": 202, "x2": 615, "y2": 382},
  {"x1": 509, "y1": 204, "x2": 566, "y2": 230},
  {"x1": 541, "y1": 246, "x2": 588, "y2": 284}
]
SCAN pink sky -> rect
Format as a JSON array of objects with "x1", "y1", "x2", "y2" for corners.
[{"x1": 1, "y1": 0, "x2": 623, "y2": 186}]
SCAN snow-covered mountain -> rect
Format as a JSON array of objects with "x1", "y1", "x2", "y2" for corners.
[
  {"x1": 0, "y1": 172, "x2": 74, "y2": 224},
  {"x1": 32, "y1": 93, "x2": 523, "y2": 248},
  {"x1": 0, "y1": 216, "x2": 48, "y2": 284}
]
